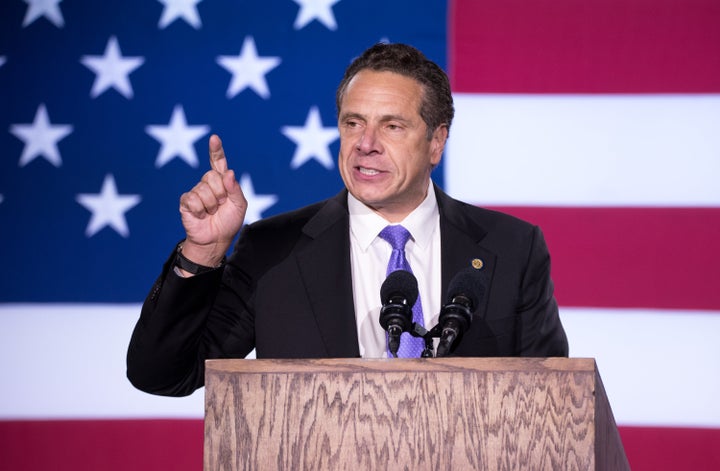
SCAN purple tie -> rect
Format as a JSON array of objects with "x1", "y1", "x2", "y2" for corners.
[{"x1": 379, "y1": 225, "x2": 425, "y2": 358}]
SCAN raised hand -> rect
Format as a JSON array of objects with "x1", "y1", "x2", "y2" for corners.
[{"x1": 178, "y1": 134, "x2": 247, "y2": 268}]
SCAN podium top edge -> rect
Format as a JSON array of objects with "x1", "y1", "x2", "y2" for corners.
[{"x1": 205, "y1": 357, "x2": 596, "y2": 374}]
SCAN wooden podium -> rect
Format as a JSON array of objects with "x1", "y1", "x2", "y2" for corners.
[{"x1": 204, "y1": 357, "x2": 629, "y2": 470}]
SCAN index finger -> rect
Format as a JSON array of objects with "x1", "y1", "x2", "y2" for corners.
[{"x1": 208, "y1": 134, "x2": 228, "y2": 173}]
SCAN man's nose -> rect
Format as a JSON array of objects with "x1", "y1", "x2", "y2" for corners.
[{"x1": 355, "y1": 126, "x2": 381, "y2": 154}]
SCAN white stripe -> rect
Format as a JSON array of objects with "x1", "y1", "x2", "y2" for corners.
[
  {"x1": 445, "y1": 94, "x2": 720, "y2": 207},
  {"x1": 2, "y1": 304, "x2": 718, "y2": 428},
  {"x1": 560, "y1": 307, "x2": 720, "y2": 428},
  {"x1": 0, "y1": 304, "x2": 204, "y2": 419}
]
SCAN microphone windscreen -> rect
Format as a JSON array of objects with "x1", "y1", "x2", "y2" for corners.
[
  {"x1": 380, "y1": 269, "x2": 419, "y2": 306},
  {"x1": 447, "y1": 267, "x2": 487, "y2": 309}
]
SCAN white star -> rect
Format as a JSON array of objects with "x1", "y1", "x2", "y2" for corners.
[
  {"x1": 240, "y1": 173, "x2": 278, "y2": 225},
  {"x1": 10, "y1": 104, "x2": 73, "y2": 167},
  {"x1": 157, "y1": 0, "x2": 203, "y2": 29},
  {"x1": 145, "y1": 105, "x2": 209, "y2": 168},
  {"x1": 22, "y1": 0, "x2": 64, "y2": 28},
  {"x1": 281, "y1": 106, "x2": 339, "y2": 170},
  {"x1": 217, "y1": 36, "x2": 281, "y2": 99},
  {"x1": 292, "y1": 0, "x2": 340, "y2": 31},
  {"x1": 0, "y1": 57, "x2": 6, "y2": 68},
  {"x1": 76, "y1": 174, "x2": 141, "y2": 238},
  {"x1": 80, "y1": 36, "x2": 145, "y2": 99}
]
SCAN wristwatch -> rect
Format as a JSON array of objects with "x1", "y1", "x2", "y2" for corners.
[{"x1": 174, "y1": 243, "x2": 226, "y2": 275}]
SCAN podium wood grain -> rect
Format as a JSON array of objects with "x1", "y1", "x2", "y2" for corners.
[{"x1": 204, "y1": 357, "x2": 628, "y2": 470}]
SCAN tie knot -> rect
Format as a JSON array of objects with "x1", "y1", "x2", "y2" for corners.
[{"x1": 379, "y1": 225, "x2": 411, "y2": 251}]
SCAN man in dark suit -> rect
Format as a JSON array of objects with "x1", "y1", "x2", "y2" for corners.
[{"x1": 127, "y1": 43, "x2": 568, "y2": 397}]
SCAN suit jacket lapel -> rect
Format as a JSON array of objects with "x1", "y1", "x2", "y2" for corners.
[
  {"x1": 436, "y1": 185, "x2": 496, "y2": 317},
  {"x1": 295, "y1": 191, "x2": 360, "y2": 357}
]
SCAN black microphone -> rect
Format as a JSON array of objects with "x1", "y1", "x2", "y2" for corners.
[
  {"x1": 436, "y1": 267, "x2": 486, "y2": 357},
  {"x1": 379, "y1": 270, "x2": 419, "y2": 357}
]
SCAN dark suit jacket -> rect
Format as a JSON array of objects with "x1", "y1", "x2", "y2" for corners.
[{"x1": 127, "y1": 185, "x2": 568, "y2": 396}]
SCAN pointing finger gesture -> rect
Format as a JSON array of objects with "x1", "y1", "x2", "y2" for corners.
[{"x1": 178, "y1": 134, "x2": 247, "y2": 267}]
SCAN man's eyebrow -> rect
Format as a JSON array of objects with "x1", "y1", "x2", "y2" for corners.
[
  {"x1": 339, "y1": 112, "x2": 412, "y2": 124},
  {"x1": 339, "y1": 111, "x2": 364, "y2": 121},
  {"x1": 378, "y1": 114, "x2": 412, "y2": 124}
]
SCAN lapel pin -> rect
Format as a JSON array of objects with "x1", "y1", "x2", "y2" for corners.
[{"x1": 471, "y1": 258, "x2": 484, "y2": 270}]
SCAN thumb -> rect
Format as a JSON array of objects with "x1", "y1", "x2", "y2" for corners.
[{"x1": 223, "y1": 170, "x2": 247, "y2": 209}]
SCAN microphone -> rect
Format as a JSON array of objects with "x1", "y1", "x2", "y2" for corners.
[
  {"x1": 379, "y1": 270, "x2": 419, "y2": 357},
  {"x1": 436, "y1": 267, "x2": 486, "y2": 357}
]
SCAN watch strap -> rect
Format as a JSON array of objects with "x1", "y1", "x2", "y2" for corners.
[{"x1": 174, "y1": 243, "x2": 225, "y2": 275}]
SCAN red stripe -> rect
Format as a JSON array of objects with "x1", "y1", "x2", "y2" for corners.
[
  {"x1": 620, "y1": 426, "x2": 720, "y2": 471},
  {"x1": 1, "y1": 420, "x2": 719, "y2": 470},
  {"x1": 487, "y1": 207, "x2": 720, "y2": 310},
  {"x1": 0, "y1": 420, "x2": 202, "y2": 471},
  {"x1": 449, "y1": 0, "x2": 720, "y2": 93}
]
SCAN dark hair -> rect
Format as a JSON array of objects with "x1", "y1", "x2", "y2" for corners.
[{"x1": 336, "y1": 43, "x2": 454, "y2": 140}]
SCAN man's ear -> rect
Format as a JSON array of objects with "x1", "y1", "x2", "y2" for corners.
[{"x1": 430, "y1": 124, "x2": 449, "y2": 166}]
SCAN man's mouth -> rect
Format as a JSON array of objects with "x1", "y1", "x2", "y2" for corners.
[{"x1": 358, "y1": 166, "x2": 381, "y2": 176}]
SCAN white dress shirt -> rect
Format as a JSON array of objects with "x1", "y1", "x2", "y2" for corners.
[{"x1": 348, "y1": 182, "x2": 442, "y2": 358}]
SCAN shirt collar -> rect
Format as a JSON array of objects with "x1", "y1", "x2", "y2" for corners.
[{"x1": 348, "y1": 182, "x2": 439, "y2": 252}]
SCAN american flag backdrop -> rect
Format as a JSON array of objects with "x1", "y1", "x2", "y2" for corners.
[{"x1": 1, "y1": 0, "x2": 719, "y2": 469}]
